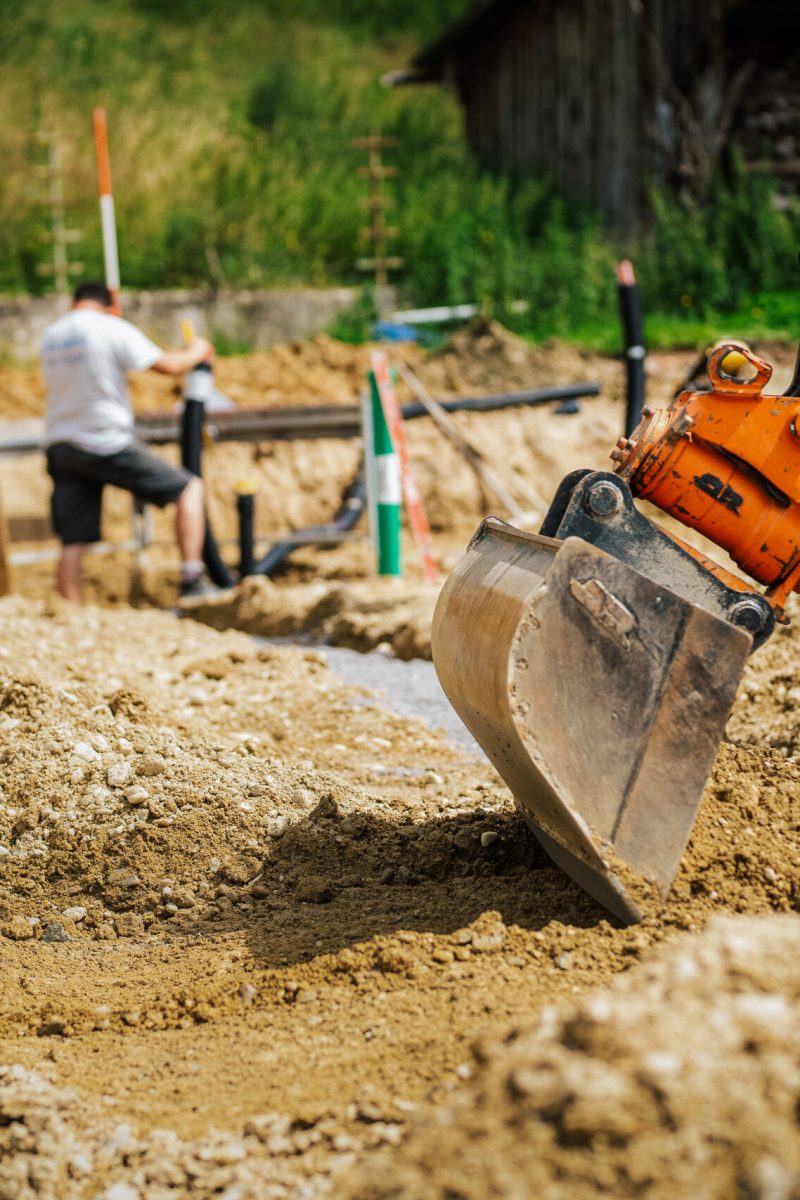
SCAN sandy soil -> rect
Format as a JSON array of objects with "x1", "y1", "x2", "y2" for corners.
[
  {"x1": 1, "y1": 328, "x2": 799, "y2": 1198},
  {"x1": 0, "y1": 595, "x2": 798, "y2": 1198},
  {"x1": 346, "y1": 913, "x2": 800, "y2": 1199}
]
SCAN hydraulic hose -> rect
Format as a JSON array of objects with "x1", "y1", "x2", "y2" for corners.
[{"x1": 782, "y1": 342, "x2": 800, "y2": 398}]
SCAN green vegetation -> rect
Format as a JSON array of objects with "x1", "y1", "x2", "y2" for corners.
[{"x1": 1, "y1": 0, "x2": 798, "y2": 349}]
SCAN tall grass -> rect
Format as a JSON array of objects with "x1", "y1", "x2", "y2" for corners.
[{"x1": 2, "y1": 0, "x2": 798, "y2": 346}]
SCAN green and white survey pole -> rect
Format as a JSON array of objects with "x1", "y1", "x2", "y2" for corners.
[{"x1": 368, "y1": 368, "x2": 402, "y2": 576}]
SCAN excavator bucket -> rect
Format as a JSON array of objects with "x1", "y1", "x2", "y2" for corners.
[{"x1": 431, "y1": 517, "x2": 752, "y2": 922}]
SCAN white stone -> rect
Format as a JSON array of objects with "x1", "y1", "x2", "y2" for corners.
[
  {"x1": 73, "y1": 741, "x2": 100, "y2": 763},
  {"x1": 99, "y1": 1184, "x2": 139, "y2": 1200},
  {"x1": 107, "y1": 761, "x2": 133, "y2": 788},
  {"x1": 140, "y1": 755, "x2": 167, "y2": 776},
  {"x1": 124, "y1": 785, "x2": 149, "y2": 806}
]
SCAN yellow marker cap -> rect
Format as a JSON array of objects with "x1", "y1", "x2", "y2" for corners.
[{"x1": 234, "y1": 478, "x2": 259, "y2": 496}]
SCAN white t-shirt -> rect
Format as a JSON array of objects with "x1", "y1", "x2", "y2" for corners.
[{"x1": 42, "y1": 309, "x2": 162, "y2": 455}]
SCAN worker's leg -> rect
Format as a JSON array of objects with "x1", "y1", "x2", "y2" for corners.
[
  {"x1": 56, "y1": 544, "x2": 84, "y2": 603},
  {"x1": 78, "y1": 443, "x2": 204, "y2": 578},
  {"x1": 92, "y1": 444, "x2": 201, "y2": 565},
  {"x1": 175, "y1": 475, "x2": 205, "y2": 564},
  {"x1": 46, "y1": 444, "x2": 104, "y2": 607},
  {"x1": 48, "y1": 442, "x2": 211, "y2": 599}
]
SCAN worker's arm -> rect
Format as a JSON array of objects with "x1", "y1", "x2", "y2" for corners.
[{"x1": 150, "y1": 336, "x2": 213, "y2": 376}]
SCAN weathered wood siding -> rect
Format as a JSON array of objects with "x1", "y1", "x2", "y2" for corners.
[{"x1": 448, "y1": 0, "x2": 718, "y2": 227}]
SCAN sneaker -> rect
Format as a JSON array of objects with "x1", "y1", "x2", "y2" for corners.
[{"x1": 179, "y1": 573, "x2": 220, "y2": 601}]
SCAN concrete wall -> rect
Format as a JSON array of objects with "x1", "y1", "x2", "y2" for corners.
[{"x1": 0, "y1": 286, "x2": 358, "y2": 362}]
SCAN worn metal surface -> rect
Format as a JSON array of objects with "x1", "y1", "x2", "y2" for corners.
[
  {"x1": 541, "y1": 470, "x2": 775, "y2": 649},
  {"x1": 431, "y1": 518, "x2": 751, "y2": 922}
]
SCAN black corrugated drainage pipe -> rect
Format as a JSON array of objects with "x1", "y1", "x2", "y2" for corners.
[{"x1": 254, "y1": 466, "x2": 367, "y2": 578}]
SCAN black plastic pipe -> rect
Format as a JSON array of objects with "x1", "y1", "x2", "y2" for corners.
[
  {"x1": 254, "y1": 466, "x2": 367, "y2": 578},
  {"x1": 616, "y1": 261, "x2": 646, "y2": 437},
  {"x1": 180, "y1": 382, "x2": 236, "y2": 589},
  {"x1": 400, "y1": 381, "x2": 598, "y2": 422},
  {"x1": 237, "y1": 492, "x2": 256, "y2": 578}
]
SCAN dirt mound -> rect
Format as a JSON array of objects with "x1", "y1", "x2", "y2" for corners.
[
  {"x1": 0, "y1": 601, "x2": 797, "y2": 953},
  {"x1": 0, "y1": 666, "x2": 342, "y2": 937},
  {"x1": 184, "y1": 576, "x2": 439, "y2": 659},
  {"x1": 0, "y1": 1061, "x2": 355, "y2": 1199},
  {"x1": 421, "y1": 320, "x2": 602, "y2": 397},
  {"x1": 6, "y1": 916, "x2": 795, "y2": 1200},
  {"x1": 344, "y1": 914, "x2": 800, "y2": 1200}
]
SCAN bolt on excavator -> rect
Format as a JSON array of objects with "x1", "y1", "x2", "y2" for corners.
[{"x1": 432, "y1": 342, "x2": 800, "y2": 922}]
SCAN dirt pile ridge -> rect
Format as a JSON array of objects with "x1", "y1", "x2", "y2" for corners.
[
  {"x1": 184, "y1": 575, "x2": 439, "y2": 659},
  {"x1": 343, "y1": 914, "x2": 800, "y2": 1200},
  {"x1": 0, "y1": 602, "x2": 795, "y2": 1003},
  {"x1": 3, "y1": 917, "x2": 798, "y2": 1200}
]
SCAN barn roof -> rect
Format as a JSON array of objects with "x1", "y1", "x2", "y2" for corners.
[{"x1": 412, "y1": 0, "x2": 523, "y2": 74}]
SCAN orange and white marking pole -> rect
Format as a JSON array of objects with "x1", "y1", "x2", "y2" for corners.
[
  {"x1": 93, "y1": 107, "x2": 121, "y2": 314},
  {"x1": 370, "y1": 350, "x2": 439, "y2": 585}
]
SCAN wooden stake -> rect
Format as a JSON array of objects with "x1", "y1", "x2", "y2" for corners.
[
  {"x1": 0, "y1": 481, "x2": 12, "y2": 597},
  {"x1": 355, "y1": 132, "x2": 403, "y2": 297},
  {"x1": 395, "y1": 362, "x2": 543, "y2": 519},
  {"x1": 35, "y1": 133, "x2": 83, "y2": 295}
]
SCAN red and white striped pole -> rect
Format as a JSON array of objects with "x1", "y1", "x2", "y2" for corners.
[{"x1": 92, "y1": 107, "x2": 121, "y2": 315}]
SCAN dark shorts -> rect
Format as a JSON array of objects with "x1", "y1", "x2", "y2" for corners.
[{"x1": 46, "y1": 441, "x2": 193, "y2": 545}]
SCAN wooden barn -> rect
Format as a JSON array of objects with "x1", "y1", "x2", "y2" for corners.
[{"x1": 399, "y1": 0, "x2": 799, "y2": 228}]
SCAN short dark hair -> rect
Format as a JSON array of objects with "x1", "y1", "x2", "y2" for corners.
[{"x1": 73, "y1": 280, "x2": 114, "y2": 307}]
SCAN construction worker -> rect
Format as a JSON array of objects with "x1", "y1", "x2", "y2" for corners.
[{"x1": 41, "y1": 280, "x2": 214, "y2": 603}]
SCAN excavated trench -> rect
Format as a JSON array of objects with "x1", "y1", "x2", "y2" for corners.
[{"x1": 0, "y1": 330, "x2": 799, "y2": 1198}]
